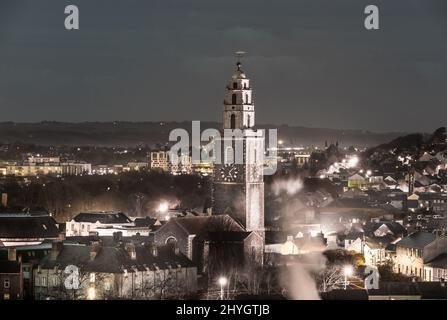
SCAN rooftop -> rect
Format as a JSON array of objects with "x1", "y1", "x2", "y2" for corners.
[
  {"x1": 396, "y1": 231, "x2": 437, "y2": 249},
  {"x1": 0, "y1": 215, "x2": 60, "y2": 239},
  {"x1": 71, "y1": 211, "x2": 132, "y2": 224}
]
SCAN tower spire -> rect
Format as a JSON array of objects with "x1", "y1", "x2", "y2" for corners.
[{"x1": 235, "y1": 51, "x2": 246, "y2": 70}]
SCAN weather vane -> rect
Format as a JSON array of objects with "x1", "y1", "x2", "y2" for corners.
[{"x1": 235, "y1": 51, "x2": 246, "y2": 70}]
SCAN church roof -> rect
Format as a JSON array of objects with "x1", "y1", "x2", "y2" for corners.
[{"x1": 170, "y1": 215, "x2": 245, "y2": 237}]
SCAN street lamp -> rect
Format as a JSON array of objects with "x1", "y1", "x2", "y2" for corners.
[
  {"x1": 158, "y1": 202, "x2": 169, "y2": 213},
  {"x1": 343, "y1": 265, "x2": 353, "y2": 290},
  {"x1": 218, "y1": 276, "x2": 228, "y2": 300},
  {"x1": 87, "y1": 287, "x2": 96, "y2": 300}
]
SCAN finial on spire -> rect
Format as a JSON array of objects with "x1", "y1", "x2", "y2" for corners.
[{"x1": 235, "y1": 51, "x2": 246, "y2": 70}]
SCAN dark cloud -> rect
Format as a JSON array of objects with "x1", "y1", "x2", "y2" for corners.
[{"x1": 0, "y1": 0, "x2": 445, "y2": 132}]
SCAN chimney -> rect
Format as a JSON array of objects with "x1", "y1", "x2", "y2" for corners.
[
  {"x1": 58, "y1": 232, "x2": 66, "y2": 241},
  {"x1": 152, "y1": 245, "x2": 158, "y2": 257},
  {"x1": 1, "y1": 193, "x2": 7, "y2": 207},
  {"x1": 125, "y1": 243, "x2": 137, "y2": 260},
  {"x1": 90, "y1": 243, "x2": 101, "y2": 261},
  {"x1": 50, "y1": 241, "x2": 63, "y2": 261},
  {"x1": 113, "y1": 231, "x2": 123, "y2": 244},
  {"x1": 8, "y1": 248, "x2": 17, "y2": 261}
]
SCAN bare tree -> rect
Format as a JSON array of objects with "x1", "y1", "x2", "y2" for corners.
[{"x1": 316, "y1": 265, "x2": 345, "y2": 292}]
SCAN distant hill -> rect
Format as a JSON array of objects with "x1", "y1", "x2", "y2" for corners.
[
  {"x1": 0, "y1": 121, "x2": 405, "y2": 147},
  {"x1": 366, "y1": 127, "x2": 447, "y2": 157}
]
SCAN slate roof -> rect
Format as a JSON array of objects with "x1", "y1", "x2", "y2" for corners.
[
  {"x1": 396, "y1": 231, "x2": 437, "y2": 249},
  {"x1": 71, "y1": 212, "x2": 131, "y2": 224},
  {"x1": 426, "y1": 253, "x2": 447, "y2": 269},
  {"x1": 207, "y1": 231, "x2": 251, "y2": 242},
  {"x1": 133, "y1": 217, "x2": 158, "y2": 227},
  {"x1": 0, "y1": 215, "x2": 60, "y2": 239},
  {"x1": 167, "y1": 214, "x2": 244, "y2": 238},
  {"x1": 324, "y1": 198, "x2": 371, "y2": 209},
  {"x1": 38, "y1": 243, "x2": 195, "y2": 273},
  {"x1": 363, "y1": 221, "x2": 408, "y2": 237}
]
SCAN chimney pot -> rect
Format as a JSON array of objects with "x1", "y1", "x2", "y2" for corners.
[
  {"x1": 8, "y1": 248, "x2": 17, "y2": 261},
  {"x1": 90, "y1": 244, "x2": 101, "y2": 261}
]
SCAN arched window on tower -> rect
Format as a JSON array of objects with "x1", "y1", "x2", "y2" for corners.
[
  {"x1": 245, "y1": 93, "x2": 249, "y2": 104},
  {"x1": 225, "y1": 146, "x2": 234, "y2": 164},
  {"x1": 230, "y1": 114, "x2": 236, "y2": 129},
  {"x1": 233, "y1": 82, "x2": 238, "y2": 89},
  {"x1": 247, "y1": 115, "x2": 251, "y2": 128},
  {"x1": 232, "y1": 94, "x2": 237, "y2": 105}
]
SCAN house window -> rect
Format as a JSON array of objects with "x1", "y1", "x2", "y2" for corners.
[
  {"x1": 4, "y1": 279, "x2": 10, "y2": 289},
  {"x1": 50, "y1": 276, "x2": 59, "y2": 287},
  {"x1": 3, "y1": 293, "x2": 10, "y2": 300}
]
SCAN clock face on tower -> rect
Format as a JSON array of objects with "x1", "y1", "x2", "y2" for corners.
[{"x1": 219, "y1": 164, "x2": 240, "y2": 182}]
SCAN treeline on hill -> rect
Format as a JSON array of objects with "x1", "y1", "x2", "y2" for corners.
[
  {"x1": 0, "y1": 172, "x2": 211, "y2": 222},
  {"x1": 365, "y1": 127, "x2": 447, "y2": 158}
]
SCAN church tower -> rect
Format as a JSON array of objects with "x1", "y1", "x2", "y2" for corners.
[{"x1": 212, "y1": 56, "x2": 265, "y2": 237}]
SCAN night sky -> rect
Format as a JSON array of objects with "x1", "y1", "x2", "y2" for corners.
[{"x1": 0, "y1": 0, "x2": 446, "y2": 132}]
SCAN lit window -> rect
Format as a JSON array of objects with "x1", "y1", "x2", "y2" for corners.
[{"x1": 4, "y1": 279, "x2": 10, "y2": 289}]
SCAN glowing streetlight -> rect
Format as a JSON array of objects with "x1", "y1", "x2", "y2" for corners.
[
  {"x1": 218, "y1": 276, "x2": 228, "y2": 300},
  {"x1": 158, "y1": 202, "x2": 169, "y2": 213},
  {"x1": 343, "y1": 265, "x2": 353, "y2": 290},
  {"x1": 87, "y1": 287, "x2": 96, "y2": 300}
]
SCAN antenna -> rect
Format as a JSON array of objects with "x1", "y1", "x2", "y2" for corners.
[{"x1": 235, "y1": 51, "x2": 246, "y2": 70}]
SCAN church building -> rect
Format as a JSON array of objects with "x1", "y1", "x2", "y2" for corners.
[{"x1": 212, "y1": 57, "x2": 265, "y2": 240}]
